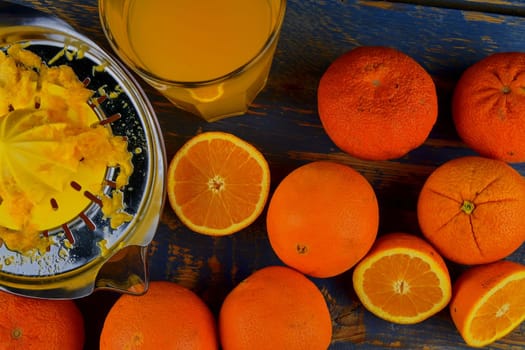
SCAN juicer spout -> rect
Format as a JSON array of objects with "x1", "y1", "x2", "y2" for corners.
[{"x1": 94, "y1": 245, "x2": 150, "y2": 295}]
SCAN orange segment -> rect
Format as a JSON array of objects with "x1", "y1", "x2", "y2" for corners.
[
  {"x1": 167, "y1": 131, "x2": 270, "y2": 236},
  {"x1": 450, "y1": 260, "x2": 525, "y2": 348},
  {"x1": 352, "y1": 232, "x2": 452, "y2": 324}
]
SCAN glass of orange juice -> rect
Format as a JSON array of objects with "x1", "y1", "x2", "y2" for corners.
[{"x1": 98, "y1": 0, "x2": 286, "y2": 122}]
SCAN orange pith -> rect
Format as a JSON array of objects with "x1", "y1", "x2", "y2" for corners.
[
  {"x1": 167, "y1": 131, "x2": 270, "y2": 236},
  {"x1": 450, "y1": 260, "x2": 525, "y2": 347},
  {"x1": 352, "y1": 232, "x2": 451, "y2": 324}
]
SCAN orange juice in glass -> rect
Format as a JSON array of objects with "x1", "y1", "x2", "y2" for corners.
[{"x1": 98, "y1": 0, "x2": 286, "y2": 121}]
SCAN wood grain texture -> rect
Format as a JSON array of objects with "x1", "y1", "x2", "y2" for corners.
[
  {"x1": 388, "y1": 0, "x2": 525, "y2": 16},
  {"x1": 3, "y1": 0, "x2": 525, "y2": 349}
]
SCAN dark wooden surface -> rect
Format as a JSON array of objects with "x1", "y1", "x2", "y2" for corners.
[{"x1": 5, "y1": 0, "x2": 525, "y2": 349}]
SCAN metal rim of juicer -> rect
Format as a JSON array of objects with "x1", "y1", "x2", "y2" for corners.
[{"x1": 0, "y1": 5, "x2": 166, "y2": 299}]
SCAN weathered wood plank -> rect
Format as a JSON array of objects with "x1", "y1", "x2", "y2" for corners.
[{"x1": 390, "y1": 0, "x2": 525, "y2": 16}]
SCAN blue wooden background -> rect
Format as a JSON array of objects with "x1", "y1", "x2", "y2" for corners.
[{"x1": 5, "y1": 0, "x2": 525, "y2": 349}]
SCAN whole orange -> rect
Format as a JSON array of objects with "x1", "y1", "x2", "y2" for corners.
[
  {"x1": 100, "y1": 281, "x2": 218, "y2": 350},
  {"x1": 417, "y1": 156, "x2": 525, "y2": 265},
  {"x1": 317, "y1": 46, "x2": 438, "y2": 160},
  {"x1": 452, "y1": 52, "x2": 525, "y2": 163},
  {"x1": 219, "y1": 265, "x2": 332, "y2": 350},
  {"x1": 266, "y1": 161, "x2": 379, "y2": 278},
  {"x1": 0, "y1": 290, "x2": 84, "y2": 349}
]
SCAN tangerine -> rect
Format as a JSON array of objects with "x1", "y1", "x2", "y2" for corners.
[
  {"x1": 452, "y1": 52, "x2": 525, "y2": 163},
  {"x1": 317, "y1": 46, "x2": 438, "y2": 160},
  {"x1": 417, "y1": 156, "x2": 525, "y2": 265}
]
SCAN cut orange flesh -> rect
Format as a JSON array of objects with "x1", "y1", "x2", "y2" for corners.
[
  {"x1": 450, "y1": 260, "x2": 525, "y2": 347},
  {"x1": 167, "y1": 131, "x2": 270, "y2": 236},
  {"x1": 352, "y1": 232, "x2": 452, "y2": 324}
]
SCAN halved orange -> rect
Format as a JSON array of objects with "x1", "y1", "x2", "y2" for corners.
[
  {"x1": 167, "y1": 131, "x2": 270, "y2": 236},
  {"x1": 450, "y1": 260, "x2": 525, "y2": 348},
  {"x1": 352, "y1": 232, "x2": 452, "y2": 324}
]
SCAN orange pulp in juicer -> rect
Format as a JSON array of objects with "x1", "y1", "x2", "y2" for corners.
[{"x1": 0, "y1": 45, "x2": 133, "y2": 254}]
